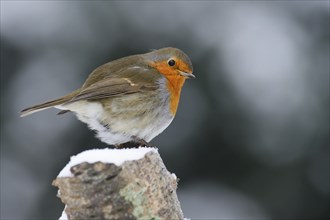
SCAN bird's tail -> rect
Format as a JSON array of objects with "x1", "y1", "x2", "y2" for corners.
[{"x1": 20, "y1": 90, "x2": 80, "y2": 117}]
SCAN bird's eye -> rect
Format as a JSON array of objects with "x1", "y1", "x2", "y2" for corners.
[{"x1": 168, "y1": 59, "x2": 176, "y2": 66}]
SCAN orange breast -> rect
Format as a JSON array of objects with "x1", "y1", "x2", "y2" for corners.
[
  {"x1": 150, "y1": 62, "x2": 186, "y2": 115},
  {"x1": 166, "y1": 75, "x2": 185, "y2": 115}
]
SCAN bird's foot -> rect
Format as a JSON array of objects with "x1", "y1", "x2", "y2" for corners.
[
  {"x1": 115, "y1": 137, "x2": 154, "y2": 149},
  {"x1": 132, "y1": 136, "x2": 154, "y2": 148},
  {"x1": 115, "y1": 142, "x2": 140, "y2": 149}
]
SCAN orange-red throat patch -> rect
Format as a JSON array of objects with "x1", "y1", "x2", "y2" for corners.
[
  {"x1": 166, "y1": 75, "x2": 185, "y2": 115},
  {"x1": 150, "y1": 61, "x2": 186, "y2": 115}
]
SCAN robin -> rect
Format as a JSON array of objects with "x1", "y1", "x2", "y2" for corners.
[{"x1": 20, "y1": 47, "x2": 195, "y2": 148}]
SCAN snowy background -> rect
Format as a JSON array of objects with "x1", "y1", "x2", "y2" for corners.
[{"x1": 1, "y1": 1, "x2": 329, "y2": 219}]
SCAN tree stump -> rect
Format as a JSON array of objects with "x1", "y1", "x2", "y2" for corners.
[{"x1": 52, "y1": 148, "x2": 183, "y2": 220}]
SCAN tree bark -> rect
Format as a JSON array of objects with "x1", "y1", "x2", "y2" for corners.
[{"x1": 52, "y1": 149, "x2": 184, "y2": 220}]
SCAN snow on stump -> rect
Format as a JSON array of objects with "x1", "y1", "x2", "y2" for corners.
[{"x1": 52, "y1": 148, "x2": 183, "y2": 220}]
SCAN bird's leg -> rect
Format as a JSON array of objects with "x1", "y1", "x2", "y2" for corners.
[
  {"x1": 131, "y1": 136, "x2": 154, "y2": 148},
  {"x1": 115, "y1": 137, "x2": 154, "y2": 149},
  {"x1": 115, "y1": 142, "x2": 140, "y2": 149}
]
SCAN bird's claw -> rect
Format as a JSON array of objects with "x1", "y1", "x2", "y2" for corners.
[{"x1": 115, "y1": 136, "x2": 154, "y2": 149}]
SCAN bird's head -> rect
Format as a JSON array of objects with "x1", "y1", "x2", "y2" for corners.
[{"x1": 145, "y1": 47, "x2": 195, "y2": 79}]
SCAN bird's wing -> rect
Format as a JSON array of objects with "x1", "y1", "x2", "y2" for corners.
[{"x1": 66, "y1": 67, "x2": 160, "y2": 103}]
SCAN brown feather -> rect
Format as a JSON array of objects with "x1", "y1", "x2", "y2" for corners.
[
  {"x1": 65, "y1": 67, "x2": 161, "y2": 103},
  {"x1": 57, "y1": 110, "x2": 71, "y2": 115},
  {"x1": 20, "y1": 90, "x2": 80, "y2": 117},
  {"x1": 20, "y1": 51, "x2": 164, "y2": 117}
]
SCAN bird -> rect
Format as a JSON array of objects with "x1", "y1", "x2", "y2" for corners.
[{"x1": 20, "y1": 47, "x2": 195, "y2": 148}]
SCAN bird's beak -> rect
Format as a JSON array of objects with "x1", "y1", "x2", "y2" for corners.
[{"x1": 179, "y1": 70, "x2": 195, "y2": 79}]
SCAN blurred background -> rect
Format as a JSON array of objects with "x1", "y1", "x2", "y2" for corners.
[{"x1": 1, "y1": 1, "x2": 329, "y2": 219}]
